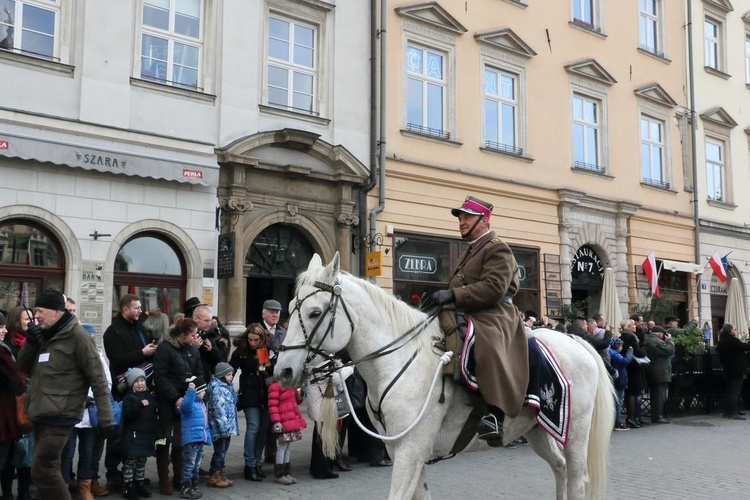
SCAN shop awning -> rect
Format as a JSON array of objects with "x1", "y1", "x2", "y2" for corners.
[{"x1": 0, "y1": 122, "x2": 218, "y2": 186}]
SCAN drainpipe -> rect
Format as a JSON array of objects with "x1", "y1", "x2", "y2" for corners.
[
  {"x1": 358, "y1": 0, "x2": 381, "y2": 277},
  {"x1": 368, "y1": 0, "x2": 387, "y2": 257},
  {"x1": 686, "y1": 0, "x2": 702, "y2": 315}
]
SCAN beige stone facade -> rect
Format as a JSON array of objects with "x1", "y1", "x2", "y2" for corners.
[{"x1": 370, "y1": 0, "x2": 699, "y2": 321}]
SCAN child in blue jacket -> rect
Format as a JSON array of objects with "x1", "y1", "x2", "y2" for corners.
[
  {"x1": 206, "y1": 362, "x2": 239, "y2": 488},
  {"x1": 610, "y1": 338, "x2": 634, "y2": 431},
  {"x1": 179, "y1": 382, "x2": 212, "y2": 499}
]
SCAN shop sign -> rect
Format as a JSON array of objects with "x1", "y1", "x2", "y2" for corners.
[
  {"x1": 571, "y1": 245, "x2": 604, "y2": 280},
  {"x1": 366, "y1": 251, "x2": 382, "y2": 277},
  {"x1": 398, "y1": 254, "x2": 438, "y2": 275},
  {"x1": 0, "y1": 140, "x2": 8, "y2": 150},
  {"x1": 74, "y1": 151, "x2": 127, "y2": 169},
  {"x1": 183, "y1": 169, "x2": 203, "y2": 179},
  {"x1": 709, "y1": 274, "x2": 727, "y2": 295}
]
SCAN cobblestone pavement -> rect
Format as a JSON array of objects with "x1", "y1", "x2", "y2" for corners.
[{"x1": 121, "y1": 412, "x2": 750, "y2": 499}]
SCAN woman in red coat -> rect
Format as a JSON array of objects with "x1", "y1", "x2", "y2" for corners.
[{"x1": 267, "y1": 381, "x2": 306, "y2": 485}]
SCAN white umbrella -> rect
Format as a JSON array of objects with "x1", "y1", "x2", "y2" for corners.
[
  {"x1": 599, "y1": 268, "x2": 623, "y2": 332},
  {"x1": 724, "y1": 277, "x2": 748, "y2": 338}
]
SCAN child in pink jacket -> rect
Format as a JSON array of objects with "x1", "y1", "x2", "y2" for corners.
[{"x1": 267, "y1": 381, "x2": 306, "y2": 485}]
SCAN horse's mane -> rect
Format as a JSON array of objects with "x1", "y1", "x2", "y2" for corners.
[{"x1": 295, "y1": 266, "x2": 436, "y2": 350}]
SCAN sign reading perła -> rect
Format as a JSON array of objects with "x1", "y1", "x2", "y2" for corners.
[{"x1": 398, "y1": 254, "x2": 438, "y2": 275}]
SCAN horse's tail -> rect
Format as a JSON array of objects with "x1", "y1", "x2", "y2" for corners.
[
  {"x1": 573, "y1": 337, "x2": 615, "y2": 499},
  {"x1": 319, "y1": 393, "x2": 341, "y2": 459}
]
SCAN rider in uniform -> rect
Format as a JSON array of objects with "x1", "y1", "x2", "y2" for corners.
[{"x1": 430, "y1": 195, "x2": 529, "y2": 445}]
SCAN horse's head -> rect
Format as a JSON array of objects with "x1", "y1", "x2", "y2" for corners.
[{"x1": 276, "y1": 252, "x2": 355, "y2": 388}]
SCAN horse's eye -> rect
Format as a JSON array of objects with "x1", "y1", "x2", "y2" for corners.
[{"x1": 308, "y1": 310, "x2": 322, "y2": 319}]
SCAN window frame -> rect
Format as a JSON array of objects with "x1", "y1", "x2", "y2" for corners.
[
  {"x1": 639, "y1": 0, "x2": 665, "y2": 57},
  {"x1": 0, "y1": 0, "x2": 63, "y2": 62},
  {"x1": 483, "y1": 67, "x2": 518, "y2": 154},
  {"x1": 405, "y1": 43, "x2": 447, "y2": 137},
  {"x1": 133, "y1": 0, "x2": 213, "y2": 93},
  {"x1": 570, "y1": 0, "x2": 603, "y2": 34},
  {"x1": 704, "y1": 138, "x2": 725, "y2": 202},
  {"x1": 572, "y1": 93, "x2": 601, "y2": 171},
  {"x1": 701, "y1": 2, "x2": 730, "y2": 78},
  {"x1": 640, "y1": 115, "x2": 666, "y2": 188},
  {"x1": 261, "y1": 0, "x2": 329, "y2": 119},
  {"x1": 399, "y1": 16, "x2": 459, "y2": 143}
]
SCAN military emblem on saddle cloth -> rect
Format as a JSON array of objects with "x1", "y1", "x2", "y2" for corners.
[{"x1": 437, "y1": 309, "x2": 571, "y2": 446}]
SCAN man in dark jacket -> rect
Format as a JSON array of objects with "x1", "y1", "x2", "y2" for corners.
[
  {"x1": 429, "y1": 196, "x2": 529, "y2": 446},
  {"x1": 102, "y1": 294, "x2": 156, "y2": 489},
  {"x1": 645, "y1": 326, "x2": 675, "y2": 424},
  {"x1": 716, "y1": 323, "x2": 750, "y2": 420},
  {"x1": 17, "y1": 290, "x2": 113, "y2": 499}
]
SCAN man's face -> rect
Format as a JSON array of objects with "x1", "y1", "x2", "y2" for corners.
[
  {"x1": 210, "y1": 318, "x2": 218, "y2": 329},
  {"x1": 596, "y1": 317, "x2": 606, "y2": 328},
  {"x1": 457, "y1": 213, "x2": 487, "y2": 240},
  {"x1": 122, "y1": 300, "x2": 142, "y2": 322},
  {"x1": 34, "y1": 307, "x2": 63, "y2": 329},
  {"x1": 193, "y1": 310, "x2": 213, "y2": 332},
  {"x1": 66, "y1": 300, "x2": 76, "y2": 315},
  {"x1": 586, "y1": 322, "x2": 596, "y2": 334},
  {"x1": 634, "y1": 316, "x2": 644, "y2": 327},
  {"x1": 262, "y1": 308, "x2": 280, "y2": 327},
  {"x1": 647, "y1": 320, "x2": 655, "y2": 330},
  {"x1": 0, "y1": 324, "x2": 7, "y2": 342}
]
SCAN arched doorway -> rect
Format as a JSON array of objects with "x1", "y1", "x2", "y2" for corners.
[
  {"x1": 113, "y1": 233, "x2": 186, "y2": 324},
  {"x1": 0, "y1": 220, "x2": 65, "y2": 311},
  {"x1": 570, "y1": 244, "x2": 605, "y2": 316},
  {"x1": 245, "y1": 224, "x2": 314, "y2": 325}
]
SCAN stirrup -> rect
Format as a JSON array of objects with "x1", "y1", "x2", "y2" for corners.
[{"x1": 477, "y1": 413, "x2": 503, "y2": 442}]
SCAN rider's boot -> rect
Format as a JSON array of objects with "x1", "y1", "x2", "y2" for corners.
[{"x1": 477, "y1": 404, "x2": 504, "y2": 448}]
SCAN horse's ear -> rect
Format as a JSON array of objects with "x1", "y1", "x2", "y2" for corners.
[
  {"x1": 323, "y1": 252, "x2": 340, "y2": 279},
  {"x1": 307, "y1": 254, "x2": 323, "y2": 271}
]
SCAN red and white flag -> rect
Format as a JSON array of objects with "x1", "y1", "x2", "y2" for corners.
[
  {"x1": 709, "y1": 251, "x2": 727, "y2": 283},
  {"x1": 642, "y1": 251, "x2": 660, "y2": 298}
]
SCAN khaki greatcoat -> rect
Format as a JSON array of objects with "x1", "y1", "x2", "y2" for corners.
[{"x1": 449, "y1": 231, "x2": 529, "y2": 417}]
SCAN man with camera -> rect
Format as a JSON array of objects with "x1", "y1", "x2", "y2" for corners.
[
  {"x1": 645, "y1": 325, "x2": 675, "y2": 424},
  {"x1": 189, "y1": 303, "x2": 228, "y2": 379}
]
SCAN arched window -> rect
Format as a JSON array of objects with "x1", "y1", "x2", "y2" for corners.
[
  {"x1": 113, "y1": 233, "x2": 186, "y2": 323},
  {"x1": 0, "y1": 221, "x2": 65, "y2": 311}
]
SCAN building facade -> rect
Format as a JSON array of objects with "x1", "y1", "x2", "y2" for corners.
[{"x1": 369, "y1": 0, "x2": 700, "y2": 323}]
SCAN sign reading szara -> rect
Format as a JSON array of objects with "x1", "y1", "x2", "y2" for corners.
[{"x1": 398, "y1": 254, "x2": 438, "y2": 275}]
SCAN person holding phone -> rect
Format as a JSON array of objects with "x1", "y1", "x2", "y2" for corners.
[
  {"x1": 645, "y1": 326, "x2": 675, "y2": 424},
  {"x1": 102, "y1": 294, "x2": 156, "y2": 490}
]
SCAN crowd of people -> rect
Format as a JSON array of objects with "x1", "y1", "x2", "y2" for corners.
[{"x1": 0, "y1": 291, "x2": 391, "y2": 500}]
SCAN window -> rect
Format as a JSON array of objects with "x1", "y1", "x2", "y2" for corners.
[
  {"x1": 483, "y1": 68, "x2": 518, "y2": 154},
  {"x1": 639, "y1": 0, "x2": 662, "y2": 56},
  {"x1": 406, "y1": 45, "x2": 446, "y2": 138},
  {"x1": 704, "y1": 19, "x2": 719, "y2": 69},
  {"x1": 640, "y1": 116, "x2": 666, "y2": 187},
  {"x1": 266, "y1": 15, "x2": 316, "y2": 113},
  {"x1": 571, "y1": 0, "x2": 601, "y2": 33},
  {"x1": 113, "y1": 233, "x2": 186, "y2": 321},
  {"x1": 705, "y1": 140, "x2": 724, "y2": 201},
  {"x1": 0, "y1": 221, "x2": 65, "y2": 311},
  {"x1": 572, "y1": 95, "x2": 600, "y2": 170},
  {"x1": 139, "y1": 0, "x2": 203, "y2": 90},
  {"x1": 0, "y1": 0, "x2": 59, "y2": 59}
]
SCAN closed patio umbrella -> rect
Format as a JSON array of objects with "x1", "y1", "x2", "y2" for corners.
[
  {"x1": 724, "y1": 277, "x2": 748, "y2": 339},
  {"x1": 599, "y1": 268, "x2": 623, "y2": 333}
]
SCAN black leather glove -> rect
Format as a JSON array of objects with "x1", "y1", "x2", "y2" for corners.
[
  {"x1": 98, "y1": 424, "x2": 118, "y2": 440},
  {"x1": 24, "y1": 322, "x2": 44, "y2": 344},
  {"x1": 430, "y1": 289, "x2": 455, "y2": 306}
]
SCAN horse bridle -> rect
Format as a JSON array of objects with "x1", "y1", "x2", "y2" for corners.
[
  {"x1": 278, "y1": 280, "x2": 355, "y2": 364},
  {"x1": 279, "y1": 279, "x2": 441, "y2": 427}
]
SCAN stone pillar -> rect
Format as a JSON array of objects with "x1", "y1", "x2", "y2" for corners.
[
  {"x1": 219, "y1": 197, "x2": 252, "y2": 336},
  {"x1": 336, "y1": 212, "x2": 359, "y2": 272}
]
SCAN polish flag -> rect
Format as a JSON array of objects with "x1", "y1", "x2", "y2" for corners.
[
  {"x1": 709, "y1": 251, "x2": 727, "y2": 283},
  {"x1": 642, "y1": 251, "x2": 660, "y2": 298}
]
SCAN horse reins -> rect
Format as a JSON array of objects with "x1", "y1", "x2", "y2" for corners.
[{"x1": 279, "y1": 279, "x2": 443, "y2": 428}]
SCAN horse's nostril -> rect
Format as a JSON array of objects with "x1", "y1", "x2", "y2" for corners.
[{"x1": 281, "y1": 367, "x2": 293, "y2": 380}]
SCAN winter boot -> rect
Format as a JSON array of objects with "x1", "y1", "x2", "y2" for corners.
[
  {"x1": 274, "y1": 464, "x2": 293, "y2": 485},
  {"x1": 135, "y1": 481, "x2": 151, "y2": 498},
  {"x1": 283, "y1": 463, "x2": 297, "y2": 484},
  {"x1": 220, "y1": 468, "x2": 233, "y2": 486},
  {"x1": 121, "y1": 482, "x2": 138, "y2": 500},
  {"x1": 207, "y1": 471, "x2": 229, "y2": 488},
  {"x1": 179, "y1": 483, "x2": 200, "y2": 500},
  {"x1": 90, "y1": 480, "x2": 110, "y2": 497},
  {"x1": 78, "y1": 479, "x2": 94, "y2": 500},
  {"x1": 254, "y1": 465, "x2": 266, "y2": 478},
  {"x1": 243, "y1": 465, "x2": 261, "y2": 482}
]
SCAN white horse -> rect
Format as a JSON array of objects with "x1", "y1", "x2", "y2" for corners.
[{"x1": 276, "y1": 254, "x2": 615, "y2": 500}]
